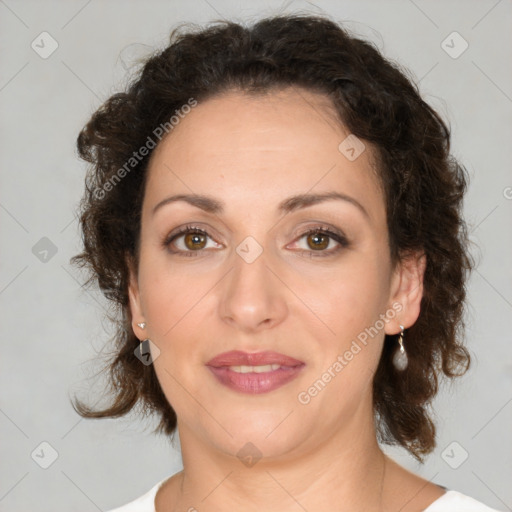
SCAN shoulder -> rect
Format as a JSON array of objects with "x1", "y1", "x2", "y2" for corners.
[{"x1": 424, "y1": 489, "x2": 505, "y2": 512}]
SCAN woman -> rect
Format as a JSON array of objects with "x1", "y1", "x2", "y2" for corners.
[{"x1": 71, "y1": 13, "x2": 502, "y2": 512}]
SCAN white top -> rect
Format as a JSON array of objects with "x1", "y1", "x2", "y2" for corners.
[{"x1": 106, "y1": 477, "x2": 504, "y2": 512}]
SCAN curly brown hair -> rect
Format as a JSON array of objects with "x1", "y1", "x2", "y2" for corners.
[{"x1": 71, "y1": 13, "x2": 475, "y2": 463}]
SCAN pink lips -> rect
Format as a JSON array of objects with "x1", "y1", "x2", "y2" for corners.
[{"x1": 206, "y1": 350, "x2": 305, "y2": 394}]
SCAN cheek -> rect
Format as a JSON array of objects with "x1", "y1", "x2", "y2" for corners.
[
  {"x1": 137, "y1": 251, "x2": 219, "y2": 359},
  {"x1": 298, "y1": 256, "x2": 391, "y2": 395},
  {"x1": 139, "y1": 266, "x2": 214, "y2": 413},
  {"x1": 300, "y1": 267, "x2": 389, "y2": 405},
  {"x1": 137, "y1": 249, "x2": 204, "y2": 333},
  {"x1": 303, "y1": 255, "x2": 389, "y2": 332}
]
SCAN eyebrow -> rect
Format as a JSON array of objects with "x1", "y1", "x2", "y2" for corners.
[{"x1": 152, "y1": 191, "x2": 370, "y2": 220}]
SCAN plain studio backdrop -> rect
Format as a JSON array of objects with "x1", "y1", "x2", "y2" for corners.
[{"x1": 0, "y1": 1, "x2": 511, "y2": 511}]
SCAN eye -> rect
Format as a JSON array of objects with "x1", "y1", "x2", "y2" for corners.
[
  {"x1": 163, "y1": 225, "x2": 222, "y2": 257},
  {"x1": 163, "y1": 224, "x2": 349, "y2": 258},
  {"x1": 290, "y1": 226, "x2": 349, "y2": 257}
]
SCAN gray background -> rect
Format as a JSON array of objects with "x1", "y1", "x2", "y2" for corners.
[{"x1": 1, "y1": 0, "x2": 511, "y2": 510}]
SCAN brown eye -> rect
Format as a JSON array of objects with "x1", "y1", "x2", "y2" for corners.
[
  {"x1": 306, "y1": 231, "x2": 330, "y2": 251},
  {"x1": 183, "y1": 231, "x2": 207, "y2": 250},
  {"x1": 292, "y1": 226, "x2": 349, "y2": 257},
  {"x1": 164, "y1": 225, "x2": 222, "y2": 256}
]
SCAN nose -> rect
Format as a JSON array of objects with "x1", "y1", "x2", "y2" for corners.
[{"x1": 219, "y1": 241, "x2": 288, "y2": 333}]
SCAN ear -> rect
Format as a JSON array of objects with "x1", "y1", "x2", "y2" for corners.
[
  {"x1": 127, "y1": 256, "x2": 146, "y2": 340},
  {"x1": 384, "y1": 250, "x2": 427, "y2": 336}
]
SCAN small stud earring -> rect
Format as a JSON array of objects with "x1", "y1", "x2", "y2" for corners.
[
  {"x1": 392, "y1": 324, "x2": 408, "y2": 371},
  {"x1": 137, "y1": 322, "x2": 146, "y2": 329}
]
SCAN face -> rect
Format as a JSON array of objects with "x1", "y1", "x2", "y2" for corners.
[{"x1": 128, "y1": 87, "x2": 425, "y2": 461}]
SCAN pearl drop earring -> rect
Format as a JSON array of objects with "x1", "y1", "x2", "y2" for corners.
[{"x1": 392, "y1": 325, "x2": 408, "y2": 371}]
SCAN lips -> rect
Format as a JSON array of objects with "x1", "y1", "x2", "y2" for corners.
[
  {"x1": 205, "y1": 350, "x2": 305, "y2": 394},
  {"x1": 206, "y1": 350, "x2": 304, "y2": 368}
]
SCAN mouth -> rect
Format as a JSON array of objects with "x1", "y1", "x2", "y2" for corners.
[{"x1": 205, "y1": 350, "x2": 305, "y2": 394}]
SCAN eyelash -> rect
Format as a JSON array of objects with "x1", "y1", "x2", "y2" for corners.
[{"x1": 163, "y1": 224, "x2": 349, "y2": 258}]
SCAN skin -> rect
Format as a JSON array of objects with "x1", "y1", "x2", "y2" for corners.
[{"x1": 128, "y1": 87, "x2": 445, "y2": 511}]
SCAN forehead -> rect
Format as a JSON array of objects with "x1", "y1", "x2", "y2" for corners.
[{"x1": 144, "y1": 88, "x2": 385, "y2": 226}]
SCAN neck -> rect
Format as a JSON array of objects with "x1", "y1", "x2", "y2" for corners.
[{"x1": 166, "y1": 409, "x2": 389, "y2": 512}]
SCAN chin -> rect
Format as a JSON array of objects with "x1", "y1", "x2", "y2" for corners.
[{"x1": 216, "y1": 414, "x2": 307, "y2": 460}]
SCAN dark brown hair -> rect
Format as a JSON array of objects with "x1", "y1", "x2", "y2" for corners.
[{"x1": 71, "y1": 13, "x2": 474, "y2": 462}]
